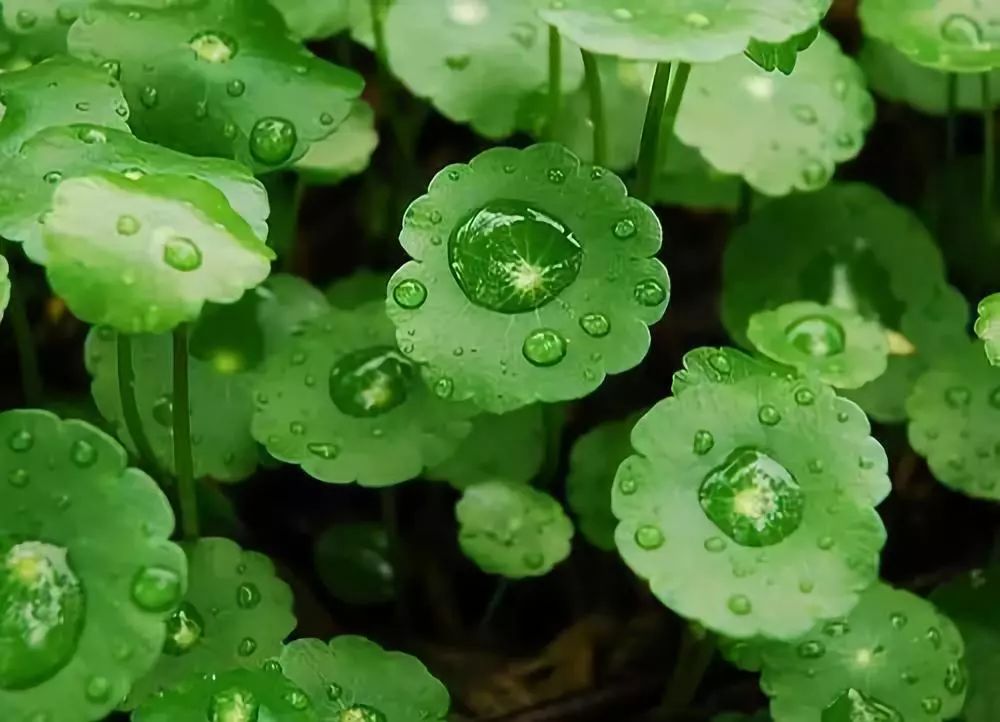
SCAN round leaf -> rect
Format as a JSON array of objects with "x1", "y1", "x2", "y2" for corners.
[
  {"x1": 314, "y1": 523, "x2": 395, "y2": 606},
  {"x1": 295, "y1": 100, "x2": 378, "y2": 185},
  {"x1": 975, "y1": 293, "x2": 1000, "y2": 366},
  {"x1": 672, "y1": 346, "x2": 792, "y2": 397},
  {"x1": 268, "y1": 0, "x2": 350, "y2": 39}
]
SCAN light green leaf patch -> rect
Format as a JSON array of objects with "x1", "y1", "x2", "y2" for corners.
[
  {"x1": 279, "y1": 636, "x2": 450, "y2": 722},
  {"x1": 384, "y1": 0, "x2": 583, "y2": 139},
  {"x1": 0, "y1": 409, "x2": 186, "y2": 722},
  {"x1": 538, "y1": 0, "x2": 832, "y2": 64},
  {"x1": 759, "y1": 582, "x2": 966, "y2": 722},
  {"x1": 86, "y1": 275, "x2": 329, "y2": 481},
  {"x1": 457, "y1": 479, "x2": 574, "y2": 578},
  {"x1": 748, "y1": 301, "x2": 889, "y2": 389},
  {"x1": 388, "y1": 143, "x2": 669, "y2": 414},
  {"x1": 975, "y1": 293, "x2": 1000, "y2": 366},
  {"x1": 1, "y1": 0, "x2": 82, "y2": 61},
  {"x1": 566, "y1": 414, "x2": 639, "y2": 550},
  {"x1": 723, "y1": 182, "x2": 969, "y2": 422},
  {"x1": 0, "y1": 124, "x2": 269, "y2": 264},
  {"x1": 127, "y1": 537, "x2": 296, "y2": 707},
  {"x1": 43, "y1": 172, "x2": 273, "y2": 334},
  {"x1": 745, "y1": 24, "x2": 819, "y2": 74},
  {"x1": 68, "y1": 0, "x2": 364, "y2": 171},
  {"x1": 860, "y1": 0, "x2": 1000, "y2": 73},
  {"x1": 132, "y1": 667, "x2": 317, "y2": 722},
  {"x1": 860, "y1": 39, "x2": 1000, "y2": 115},
  {"x1": 252, "y1": 302, "x2": 476, "y2": 486},
  {"x1": 267, "y1": 0, "x2": 350, "y2": 39},
  {"x1": 671, "y1": 346, "x2": 793, "y2": 396},
  {"x1": 314, "y1": 523, "x2": 395, "y2": 606},
  {"x1": 0, "y1": 57, "x2": 130, "y2": 162},
  {"x1": 426, "y1": 405, "x2": 546, "y2": 489},
  {"x1": 613, "y1": 369, "x2": 889, "y2": 640},
  {"x1": 675, "y1": 32, "x2": 875, "y2": 197},
  {"x1": 906, "y1": 341, "x2": 1000, "y2": 501},
  {"x1": 295, "y1": 100, "x2": 378, "y2": 185}
]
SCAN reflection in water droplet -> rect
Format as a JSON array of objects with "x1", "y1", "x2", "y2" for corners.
[
  {"x1": 237, "y1": 637, "x2": 257, "y2": 657},
  {"x1": 163, "y1": 601, "x2": 204, "y2": 655},
  {"x1": 693, "y1": 430, "x2": 715, "y2": 455},
  {"x1": 794, "y1": 388, "x2": 815, "y2": 406},
  {"x1": 392, "y1": 279, "x2": 427, "y2": 309},
  {"x1": 579, "y1": 313, "x2": 610, "y2": 337},
  {"x1": 116, "y1": 215, "x2": 140, "y2": 236},
  {"x1": 785, "y1": 314, "x2": 846, "y2": 357},
  {"x1": 236, "y1": 582, "x2": 261, "y2": 609},
  {"x1": 130, "y1": 565, "x2": 183, "y2": 612},
  {"x1": 634, "y1": 525, "x2": 664, "y2": 550},
  {"x1": 227, "y1": 79, "x2": 246, "y2": 97},
  {"x1": 209, "y1": 687, "x2": 260, "y2": 722},
  {"x1": 940, "y1": 14, "x2": 984, "y2": 46},
  {"x1": 433, "y1": 377, "x2": 454, "y2": 399},
  {"x1": 634, "y1": 279, "x2": 667, "y2": 307},
  {"x1": 0, "y1": 541, "x2": 85, "y2": 690},
  {"x1": 43, "y1": 171, "x2": 62, "y2": 185},
  {"x1": 822, "y1": 688, "x2": 902, "y2": 722},
  {"x1": 522, "y1": 329, "x2": 568, "y2": 367},
  {"x1": 699, "y1": 447, "x2": 804, "y2": 547},
  {"x1": 249, "y1": 117, "x2": 297, "y2": 166},
  {"x1": 329, "y1": 346, "x2": 416, "y2": 418},
  {"x1": 190, "y1": 31, "x2": 238, "y2": 63},
  {"x1": 285, "y1": 690, "x2": 310, "y2": 710},
  {"x1": 448, "y1": 200, "x2": 582, "y2": 314},
  {"x1": 757, "y1": 405, "x2": 781, "y2": 426},
  {"x1": 162, "y1": 236, "x2": 203, "y2": 272}
]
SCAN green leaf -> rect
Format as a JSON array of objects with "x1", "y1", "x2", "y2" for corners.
[
  {"x1": 906, "y1": 341, "x2": 1000, "y2": 500},
  {"x1": 388, "y1": 143, "x2": 670, "y2": 414},
  {"x1": 252, "y1": 302, "x2": 476, "y2": 486},
  {"x1": 538, "y1": 0, "x2": 831, "y2": 63},
  {"x1": 0, "y1": 57, "x2": 130, "y2": 163},
  {"x1": 267, "y1": 0, "x2": 350, "y2": 40},
  {"x1": 42, "y1": 172, "x2": 274, "y2": 334},
  {"x1": 672, "y1": 346, "x2": 792, "y2": 396},
  {"x1": 295, "y1": 100, "x2": 378, "y2": 185},
  {"x1": 745, "y1": 24, "x2": 819, "y2": 74},
  {"x1": 279, "y1": 636, "x2": 450, "y2": 722},
  {"x1": 932, "y1": 567, "x2": 1000, "y2": 722},
  {"x1": 426, "y1": 405, "x2": 546, "y2": 489},
  {"x1": 860, "y1": 0, "x2": 1000, "y2": 73},
  {"x1": 127, "y1": 537, "x2": 296, "y2": 707},
  {"x1": 326, "y1": 269, "x2": 390, "y2": 310},
  {"x1": 314, "y1": 523, "x2": 395, "y2": 606},
  {"x1": 975, "y1": 293, "x2": 1000, "y2": 365},
  {"x1": 384, "y1": 0, "x2": 583, "y2": 139},
  {"x1": 654, "y1": 135, "x2": 742, "y2": 211},
  {"x1": 860, "y1": 39, "x2": 1000, "y2": 115},
  {"x1": 713, "y1": 713, "x2": 770, "y2": 722},
  {"x1": 0, "y1": 255, "x2": 9, "y2": 324},
  {"x1": 456, "y1": 479, "x2": 574, "y2": 577},
  {"x1": 0, "y1": 409, "x2": 186, "y2": 722},
  {"x1": 675, "y1": 32, "x2": 875, "y2": 196},
  {"x1": 613, "y1": 369, "x2": 889, "y2": 639},
  {"x1": 68, "y1": 0, "x2": 365, "y2": 171},
  {"x1": 748, "y1": 301, "x2": 890, "y2": 389},
  {"x1": 1, "y1": 0, "x2": 84, "y2": 61},
  {"x1": 132, "y1": 667, "x2": 317, "y2": 722},
  {"x1": 723, "y1": 182, "x2": 969, "y2": 422},
  {"x1": 566, "y1": 414, "x2": 639, "y2": 550},
  {"x1": 759, "y1": 582, "x2": 966, "y2": 722},
  {"x1": 0, "y1": 124, "x2": 269, "y2": 264},
  {"x1": 86, "y1": 275, "x2": 329, "y2": 481}
]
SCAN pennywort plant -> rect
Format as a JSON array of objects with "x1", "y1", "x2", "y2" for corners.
[{"x1": 0, "y1": 0, "x2": 997, "y2": 721}]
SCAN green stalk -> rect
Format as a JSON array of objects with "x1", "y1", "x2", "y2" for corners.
[
  {"x1": 116, "y1": 334, "x2": 160, "y2": 471},
  {"x1": 634, "y1": 62, "x2": 672, "y2": 202},
  {"x1": 4, "y1": 268, "x2": 43, "y2": 406},
  {"x1": 172, "y1": 324, "x2": 199, "y2": 540},
  {"x1": 369, "y1": 0, "x2": 388, "y2": 68},
  {"x1": 657, "y1": 62, "x2": 692, "y2": 170},
  {"x1": 546, "y1": 26, "x2": 562, "y2": 140},
  {"x1": 983, "y1": 73, "x2": 995, "y2": 221},
  {"x1": 581, "y1": 49, "x2": 607, "y2": 166},
  {"x1": 660, "y1": 626, "x2": 715, "y2": 717},
  {"x1": 477, "y1": 579, "x2": 510, "y2": 637},
  {"x1": 946, "y1": 72, "x2": 958, "y2": 163}
]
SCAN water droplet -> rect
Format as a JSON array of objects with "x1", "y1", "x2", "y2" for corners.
[
  {"x1": 433, "y1": 377, "x2": 454, "y2": 399},
  {"x1": 236, "y1": 637, "x2": 257, "y2": 657},
  {"x1": 249, "y1": 117, "x2": 297, "y2": 166},
  {"x1": 634, "y1": 279, "x2": 667, "y2": 307},
  {"x1": 684, "y1": 11, "x2": 711, "y2": 28},
  {"x1": 523, "y1": 551, "x2": 545, "y2": 570},
  {"x1": 800, "y1": 160, "x2": 830, "y2": 189},
  {"x1": 823, "y1": 620, "x2": 849, "y2": 637},
  {"x1": 122, "y1": 166, "x2": 145, "y2": 180},
  {"x1": 445, "y1": 54, "x2": 470, "y2": 70},
  {"x1": 236, "y1": 582, "x2": 261, "y2": 609},
  {"x1": 757, "y1": 405, "x2": 781, "y2": 426},
  {"x1": 817, "y1": 535, "x2": 835, "y2": 550},
  {"x1": 15, "y1": 9, "x2": 37, "y2": 28},
  {"x1": 944, "y1": 661, "x2": 967, "y2": 695},
  {"x1": 285, "y1": 690, "x2": 310, "y2": 710},
  {"x1": 209, "y1": 688, "x2": 259, "y2": 722},
  {"x1": 152, "y1": 394, "x2": 173, "y2": 426},
  {"x1": 699, "y1": 447, "x2": 804, "y2": 547},
  {"x1": 792, "y1": 104, "x2": 818, "y2": 125},
  {"x1": 940, "y1": 14, "x2": 984, "y2": 46},
  {"x1": 611, "y1": 7, "x2": 634, "y2": 21},
  {"x1": 163, "y1": 601, "x2": 204, "y2": 655},
  {"x1": 70, "y1": 440, "x2": 96, "y2": 468},
  {"x1": 785, "y1": 314, "x2": 845, "y2": 357},
  {"x1": 157, "y1": 237, "x2": 200, "y2": 275},
  {"x1": 262, "y1": 659, "x2": 282, "y2": 674},
  {"x1": 727, "y1": 594, "x2": 752, "y2": 615},
  {"x1": 522, "y1": 329, "x2": 568, "y2": 367},
  {"x1": 338, "y1": 705, "x2": 386, "y2": 722},
  {"x1": 289, "y1": 422, "x2": 305, "y2": 436},
  {"x1": 84, "y1": 676, "x2": 110, "y2": 703},
  {"x1": 43, "y1": 171, "x2": 62, "y2": 185},
  {"x1": 823, "y1": 689, "x2": 902, "y2": 722},
  {"x1": 392, "y1": 279, "x2": 427, "y2": 309},
  {"x1": 189, "y1": 31, "x2": 237, "y2": 63},
  {"x1": 619, "y1": 476, "x2": 637, "y2": 495},
  {"x1": 794, "y1": 388, "x2": 815, "y2": 406},
  {"x1": 0, "y1": 541, "x2": 85, "y2": 690},
  {"x1": 326, "y1": 683, "x2": 343, "y2": 701},
  {"x1": 130, "y1": 566, "x2": 182, "y2": 612},
  {"x1": 307, "y1": 442, "x2": 340, "y2": 460},
  {"x1": 226, "y1": 79, "x2": 246, "y2": 97},
  {"x1": 116, "y1": 214, "x2": 140, "y2": 236},
  {"x1": 139, "y1": 85, "x2": 159, "y2": 109},
  {"x1": 579, "y1": 312, "x2": 610, "y2": 337},
  {"x1": 319, "y1": 112, "x2": 334, "y2": 125},
  {"x1": 547, "y1": 168, "x2": 566, "y2": 184},
  {"x1": 797, "y1": 640, "x2": 825, "y2": 659},
  {"x1": 926, "y1": 626, "x2": 942, "y2": 649},
  {"x1": 100, "y1": 59, "x2": 122, "y2": 80},
  {"x1": 329, "y1": 346, "x2": 416, "y2": 417},
  {"x1": 634, "y1": 525, "x2": 664, "y2": 550},
  {"x1": 8, "y1": 468, "x2": 29, "y2": 488},
  {"x1": 921, "y1": 696, "x2": 943, "y2": 714},
  {"x1": 704, "y1": 536, "x2": 726, "y2": 552},
  {"x1": 8, "y1": 430, "x2": 33, "y2": 452},
  {"x1": 709, "y1": 353, "x2": 731, "y2": 374},
  {"x1": 692, "y1": 430, "x2": 715, "y2": 455},
  {"x1": 613, "y1": 218, "x2": 636, "y2": 238}
]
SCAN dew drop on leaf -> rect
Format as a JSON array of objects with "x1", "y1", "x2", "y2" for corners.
[
  {"x1": 325, "y1": 683, "x2": 343, "y2": 701},
  {"x1": 139, "y1": 86, "x2": 159, "y2": 109},
  {"x1": 727, "y1": 594, "x2": 752, "y2": 615},
  {"x1": 921, "y1": 696, "x2": 943, "y2": 714},
  {"x1": 785, "y1": 314, "x2": 846, "y2": 357},
  {"x1": 284, "y1": 689, "x2": 310, "y2": 710},
  {"x1": 329, "y1": 346, "x2": 416, "y2": 417},
  {"x1": 579, "y1": 312, "x2": 610, "y2": 337},
  {"x1": 944, "y1": 661, "x2": 967, "y2": 695},
  {"x1": 613, "y1": 218, "x2": 636, "y2": 239},
  {"x1": 794, "y1": 388, "x2": 815, "y2": 406},
  {"x1": 889, "y1": 611, "x2": 908, "y2": 629},
  {"x1": 130, "y1": 565, "x2": 182, "y2": 612},
  {"x1": 84, "y1": 675, "x2": 110, "y2": 703},
  {"x1": 208, "y1": 687, "x2": 259, "y2": 722},
  {"x1": 163, "y1": 601, "x2": 204, "y2": 655},
  {"x1": 101, "y1": 60, "x2": 122, "y2": 80},
  {"x1": 116, "y1": 214, "x2": 141, "y2": 236},
  {"x1": 162, "y1": 236, "x2": 203, "y2": 272},
  {"x1": 189, "y1": 31, "x2": 238, "y2": 63},
  {"x1": 43, "y1": 171, "x2": 62, "y2": 185},
  {"x1": 392, "y1": 279, "x2": 427, "y2": 309},
  {"x1": 237, "y1": 637, "x2": 257, "y2": 657},
  {"x1": 152, "y1": 394, "x2": 173, "y2": 427},
  {"x1": 236, "y1": 582, "x2": 261, "y2": 609},
  {"x1": 307, "y1": 442, "x2": 340, "y2": 460},
  {"x1": 70, "y1": 439, "x2": 97, "y2": 468},
  {"x1": 522, "y1": 329, "x2": 568, "y2": 367},
  {"x1": 797, "y1": 640, "x2": 825, "y2": 659},
  {"x1": 8, "y1": 429, "x2": 33, "y2": 452},
  {"x1": 634, "y1": 525, "x2": 664, "y2": 550},
  {"x1": 692, "y1": 430, "x2": 714, "y2": 456},
  {"x1": 433, "y1": 377, "x2": 454, "y2": 399},
  {"x1": 226, "y1": 79, "x2": 246, "y2": 97},
  {"x1": 633, "y1": 279, "x2": 667, "y2": 307},
  {"x1": 758, "y1": 405, "x2": 781, "y2": 426},
  {"x1": 703, "y1": 536, "x2": 726, "y2": 552},
  {"x1": 8, "y1": 468, "x2": 29, "y2": 488},
  {"x1": 249, "y1": 117, "x2": 298, "y2": 166}
]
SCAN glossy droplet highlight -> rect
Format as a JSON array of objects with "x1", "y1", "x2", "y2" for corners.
[
  {"x1": 130, "y1": 565, "x2": 182, "y2": 612},
  {"x1": 307, "y1": 442, "x2": 340, "y2": 460},
  {"x1": 329, "y1": 346, "x2": 416, "y2": 418},
  {"x1": 634, "y1": 279, "x2": 667, "y2": 307},
  {"x1": 392, "y1": 279, "x2": 427, "y2": 309},
  {"x1": 448, "y1": 200, "x2": 582, "y2": 313},
  {"x1": 0, "y1": 541, "x2": 85, "y2": 690},
  {"x1": 237, "y1": 637, "x2": 257, "y2": 657},
  {"x1": 634, "y1": 525, "x2": 664, "y2": 550},
  {"x1": 249, "y1": 117, "x2": 297, "y2": 166},
  {"x1": 8, "y1": 430, "x2": 33, "y2": 452},
  {"x1": 209, "y1": 688, "x2": 260, "y2": 722},
  {"x1": 797, "y1": 640, "x2": 825, "y2": 659},
  {"x1": 823, "y1": 688, "x2": 902, "y2": 722},
  {"x1": 613, "y1": 219, "x2": 636, "y2": 239},
  {"x1": 522, "y1": 329, "x2": 568, "y2": 367},
  {"x1": 757, "y1": 405, "x2": 781, "y2": 426},
  {"x1": 190, "y1": 31, "x2": 238, "y2": 63},
  {"x1": 699, "y1": 447, "x2": 805, "y2": 547},
  {"x1": 139, "y1": 86, "x2": 159, "y2": 109},
  {"x1": 727, "y1": 594, "x2": 752, "y2": 615},
  {"x1": 693, "y1": 430, "x2": 714, "y2": 455},
  {"x1": 785, "y1": 314, "x2": 846, "y2": 357},
  {"x1": 70, "y1": 440, "x2": 97, "y2": 467},
  {"x1": 338, "y1": 705, "x2": 386, "y2": 722},
  {"x1": 162, "y1": 236, "x2": 202, "y2": 272},
  {"x1": 152, "y1": 394, "x2": 173, "y2": 426},
  {"x1": 236, "y1": 582, "x2": 261, "y2": 609},
  {"x1": 579, "y1": 313, "x2": 610, "y2": 338},
  {"x1": 285, "y1": 689, "x2": 310, "y2": 710},
  {"x1": 944, "y1": 661, "x2": 967, "y2": 695},
  {"x1": 163, "y1": 601, "x2": 204, "y2": 655}
]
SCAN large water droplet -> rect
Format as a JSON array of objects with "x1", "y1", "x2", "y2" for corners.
[
  {"x1": 822, "y1": 688, "x2": 902, "y2": 722},
  {"x1": 0, "y1": 541, "x2": 85, "y2": 690},
  {"x1": 189, "y1": 31, "x2": 238, "y2": 63},
  {"x1": 249, "y1": 117, "x2": 297, "y2": 166},
  {"x1": 699, "y1": 447, "x2": 805, "y2": 547},
  {"x1": 448, "y1": 200, "x2": 582, "y2": 313},
  {"x1": 209, "y1": 688, "x2": 260, "y2": 722},
  {"x1": 940, "y1": 14, "x2": 984, "y2": 46},
  {"x1": 163, "y1": 601, "x2": 204, "y2": 655},
  {"x1": 522, "y1": 329, "x2": 568, "y2": 367},
  {"x1": 329, "y1": 346, "x2": 416, "y2": 418},
  {"x1": 392, "y1": 279, "x2": 427, "y2": 309},
  {"x1": 162, "y1": 236, "x2": 203, "y2": 272},
  {"x1": 130, "y1": 565, "x2": 182, "y2": 612},
  {"x1": 785, "y1": 314, "x2": 846, "y2": 357}
]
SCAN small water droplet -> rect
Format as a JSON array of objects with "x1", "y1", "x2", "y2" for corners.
[
  {"x1": 15, "y1": 9, "x2": 37, "y2": 28},
  {"x1": 236, "y1": 582, "x2": 261, "y2": 609},
  {"x1": 130, "y1": 566, "x2": 182, "y2": 612},
  {"x1": 433, "y1": 377, "x2": 454, "y2": 399},
  {"x1": 139, "y1": 85, "x2": 159, "y2": 109},
  {"x1": 926, "y1": 626, "x2": 942, "y2": 649},
  {"x1": 613, "y1": 219, "x2": 636, "y2": 239},
  {"x1": 522, "y1": 329, "x2": 567, "y2": 367},
  {"x1": 227, "y1": 79, "x2": 246, "y2": 97},
  {"x1": 84, "y1": 676, "x2": 110, "y2": 703},
  {"x1": 692, "y1": 430, "x2": 714, "y2": 455},
  {"x1": 619, "y1": 476, "x2": 637, "y2": 495},
  {"x1": 285, "y1": 690, "x2": 310, "y2": 710},
  {"x1": 817, "y1": 535, "x2": 835, "y2": 550},
  {"x1": 634, "y1": 525, "x2": 664, "y2": 550},
  {"x1": 634, "y1": 279, "x2": 667, "y2": 307},
  {"x1": 163, "y1": 601, "x2": 204, "y2": 655},
  {"x1": 704, "y1": 536, "x2": 726, "y2": 552},
  {"x1": 8, "y1": 468, "x2": 29, "y2": 488},
  {"x1": 289, "y1": 422, "x2": 305, "y2": 436},
  {"x1": 921, "y1": 696, "x2": 943, "y2": 714},
  {"x1": 727, "y1": 594, "x2": 752, "y2": 615},
  {"x1": 100, "y1": 59, "x2": 122, "y2": 80},
  {"x1": 757, "y1": 405, "x2": 781, "y2": 426},
  {"x1": 797, "y1": 640, "x2": 825, "y2": 659},
  {"x1": 800, "y1": 159, "x2": 830, "y2": 189},
  {"x1": 189, "y1": 30, "x2": 238, "y2": 63},
  {"x1": 8, "y1": 430, "x2": 33, "y2": 452},
  {"x1": 547, "y1": 168, "x2": 566, "y2": 184},
  {"x1": 944, "y1": 661, "x2": 967, "y2": 695},
  {"x1": 579, "y1": 312, "x2": 610, "y2": 337},
  {"x1": 262, "y1": 659, "x2": 282, "y2": 674},
  {"x1": 249, "y1": 117, "x2": 297, "y2": 165},
  {"x1": 794, "y1": 388, "x2": 815, "y2": 406},
  {"x1": 43, "y1": 171, "x2": 63, "y2": 185},
  {"x1": 70, "y1": 440, "x2": 97, "y2": 468},
  {"x1": 237, "y1": 637, "x2": 257, "y2": 657},
  {"x1": 393, "y1": 279, "x2": 427, "y2": 309},
  {"x1": 115, "y1": 214, "x2": 141, "y2": 236},
  {"x1": 162, "y1": 236, "x2": 202, "y2": 272},
  {"x1": 709, "y1": 353, "x2": 731, "y2": 374},
  {"x1": 152, "y1": 394, "x2": 173, "y2": 426}
]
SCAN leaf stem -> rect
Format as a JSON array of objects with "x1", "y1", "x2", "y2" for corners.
[
  {"x1": 581, "y1": 49, "x2": 607, "y2": 166},
  {"x1": 635, "y1": 62, "x2": 672, "y2": 202},
  {"x1": 381, "y1": 487, "x2": 411, "y2": 630},
  {"x1": 477, "y1": 579, "x2": 510, "y2": 637},
  {"x1": 736, "y1": 181, "x2": 753, "y2": 224},
  {"x1": 116, "y1": 334, "x2": 160, "y2": 471},
  {"x1": 3, "y1": 263, "x2": 43, "y2": 406},
  {"x1": 660, "y1": 626, "x2": 714, "y2": 718},
  {"x1": 546, "y1": 26, "x2": 562, "y2": 140},
  {"x1": 983, "y1": 73, "x2": 995, "y2": 221},
  {"x1": 657, "y1": 62, "x2": 692, "y2": 172},
  {"x1": 946, "y1": 72, "x2": 958, "y2": 163},
  {"x1": 172, "y1": 324, "x2": 199, "y2": 540}
]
